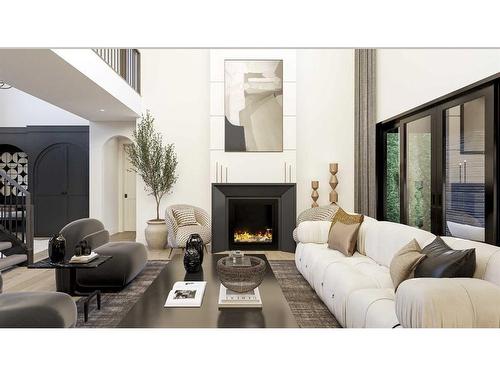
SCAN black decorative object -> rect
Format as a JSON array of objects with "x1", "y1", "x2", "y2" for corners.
[
  {"x1": 74, "y1": 240, "x2": 91, "y2": 257},
  {"x1": 81, "y1": 240, "x2": 91, "y2": 256},
  {"x1": 48, "y1": 234, "x2": 66, "y2": 263},
  {"x1": 74, "y1": 242, "x2": 82, "y2": 257},
  {"x1": 183, "y1": 247, "x2": 201, "y2": 273},
  {"x1": 186, "y1": 234, "x2": 204, "y2": 263}
]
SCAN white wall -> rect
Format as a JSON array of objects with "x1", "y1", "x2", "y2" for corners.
[
  {"x1": 89, "y1": 121, "x2": 136, "y2": 233},
  {"x1": 377, "y1": 49, "x2": 500, "y2": 122},
  {"x1": 296, "y1": 49, "x2": 355, "y2": 213},
  {"x1": 0, "y1": 87, "x2": 88, "y2": 126},
  {"x1": 137, "y1": 49, "x2": 210, "y2": 242}
]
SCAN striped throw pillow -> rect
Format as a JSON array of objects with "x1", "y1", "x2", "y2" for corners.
[{"x1": 173, "y1": 208, "x2": 198, "y2": 227}]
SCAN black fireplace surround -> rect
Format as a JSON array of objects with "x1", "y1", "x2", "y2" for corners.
[{"x1": 212, "y1": 183, "x2": 296, "y2": 252}]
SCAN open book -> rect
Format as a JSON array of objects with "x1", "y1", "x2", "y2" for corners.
[{"x1": 164, "y1": 281, "x2": 207, "y2": 308}]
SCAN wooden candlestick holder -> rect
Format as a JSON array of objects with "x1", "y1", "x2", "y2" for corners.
[
  {"x1": 311, "y1": 180, "x2": 319, "y2": 207},
  {"x1": 329, "y1": 163, "x2": 338, "y2": 204}
]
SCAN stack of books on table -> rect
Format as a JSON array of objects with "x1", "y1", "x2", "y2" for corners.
[
  {"x1": 164, "y1": 281, "x2": 207, "y2": 308},
  {"x1": 218, "y1": 285, "x2": 262, "y2": 309}
]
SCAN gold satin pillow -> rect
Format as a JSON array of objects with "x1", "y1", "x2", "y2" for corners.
[
  {"x1": 390, "y1": 239, "x2": 426, "y2": 290},
  {"x1": 327, "y1": 208, "x2": 364, "y2": 256}
]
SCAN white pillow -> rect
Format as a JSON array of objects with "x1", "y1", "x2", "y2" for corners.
[{"x1": 296, "y1": 221, "x2": 332, "y2": 244}]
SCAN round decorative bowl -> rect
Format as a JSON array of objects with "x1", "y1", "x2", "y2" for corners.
[{"x1": 216, "y1": 256, "x2": 266, "y2": 293}]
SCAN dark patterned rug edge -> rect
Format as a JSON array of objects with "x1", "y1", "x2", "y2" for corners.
[
  {"x1": 268, "y1": 260, "x2": 340, "y2": 328},
  {"x1": 75, "y1": 260, "x2": 168, "y2": 328}
]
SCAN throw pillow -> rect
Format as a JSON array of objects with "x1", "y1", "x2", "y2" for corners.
[
  {"x1": 173, "y1": 207, "x2": 198, "y2": 227},
  {"x1": 327, "y1": 207, "x2": 364, "y2": 256},
  {"x1": 414, "y1": 236, "x2": 476, "y2": 278},
  {"x1": 390, "y1": 239, "x2": 426, "y2": 289}
]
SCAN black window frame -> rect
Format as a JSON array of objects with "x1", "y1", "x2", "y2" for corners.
[{"x1": 376, "y1": 74, "x2": 498, "y2": 245}]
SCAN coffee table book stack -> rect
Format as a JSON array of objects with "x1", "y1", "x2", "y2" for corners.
[{"x1": 218, "y1": 285, "x2": 262, "y2": 308}]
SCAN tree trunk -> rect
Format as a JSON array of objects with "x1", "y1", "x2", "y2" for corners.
[{"x1": 156, "y1": 198, "x2": 160, "y2": 220}]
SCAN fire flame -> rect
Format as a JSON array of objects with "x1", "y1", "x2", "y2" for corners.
[{"x1": 234, "y1": 228, "x2": 272, "y2": 243}]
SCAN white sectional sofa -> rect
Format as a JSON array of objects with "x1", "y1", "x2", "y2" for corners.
[{"x1": 295, "y1": 216, "x2": 500, "y2": 328}]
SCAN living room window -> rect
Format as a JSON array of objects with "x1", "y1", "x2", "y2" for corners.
[{"x1": 377, "y1": 79, "x2": 497, "y2": 245}]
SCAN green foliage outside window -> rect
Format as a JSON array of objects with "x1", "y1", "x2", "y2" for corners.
[
  {"x1": 407, "y1": 133, "x2": 431, "y2": 230},
  {"x1": 386, "y1": 132, "x2": 400, "y2": 222},
  {"x1": 385, "y1": 131, "x2": 431, "y2": 230}
]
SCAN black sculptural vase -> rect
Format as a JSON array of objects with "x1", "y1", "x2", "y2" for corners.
[
  {"x1": 186, "y1": 233, "x2": 204, "y2": 263},
  {"x1": 183, "y1": 247, "x2": 201, "y2": 273},
  {"x1": 48, "y1": 234, "x2": 66, "y2": 263}
]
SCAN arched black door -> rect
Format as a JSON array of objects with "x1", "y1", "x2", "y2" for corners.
[{"x1": 34, "y1": 143, "x2": 89, "y2": 236}]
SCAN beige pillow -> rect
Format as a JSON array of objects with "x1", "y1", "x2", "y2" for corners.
[
  {"x1": 390, "y1": 239, "x2": 426, "y2": 290},
  {"x1": 172, "y1": 207, "x2": 198, "y2": 227},
  {"x1": 327, "y1": 208, "x2": 364, "y2": 256}
]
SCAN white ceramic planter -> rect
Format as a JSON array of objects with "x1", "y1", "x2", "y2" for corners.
[{"x1": 145, "y1": 219, "x2": 168, "y2": 250}]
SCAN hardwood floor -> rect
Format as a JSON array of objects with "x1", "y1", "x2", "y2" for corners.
[{"x1": 1, "y1": 232, "x2": 294, "y2": 293}]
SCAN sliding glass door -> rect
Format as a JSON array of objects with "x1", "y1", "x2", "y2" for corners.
[
  {"x1": 439, "y1": 86, "x2": 494, "y2": 243},
  {"x1": 405, "y1": 115, "x2": 432, "y2": 231},
  {"x1": 378, "y1": 84, "x2": 496, "y2": 244}
]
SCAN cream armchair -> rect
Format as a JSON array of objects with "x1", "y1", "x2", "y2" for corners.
[{"x1": 165, "y1": 204, "x2": 211, "y2": 249}]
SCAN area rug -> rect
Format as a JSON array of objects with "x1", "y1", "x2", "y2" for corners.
[
  {"x1": 75, "y1": 260, "x2": 168, "y2": 328},
  {"x1": 75, "y1": 259, "x2": 339, "y2": 328},
  {"x1": 268, "y1": 260, "x2": 341, "y2": 328}
]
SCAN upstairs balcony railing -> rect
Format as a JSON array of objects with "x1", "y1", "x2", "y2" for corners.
[{"x1": 93, "y1": 49, "x2": 141, "y2": 94}]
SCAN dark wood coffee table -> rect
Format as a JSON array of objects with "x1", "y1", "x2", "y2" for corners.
[{"x1": 118, "y1": 254, "x2": 298, "y2": 328}]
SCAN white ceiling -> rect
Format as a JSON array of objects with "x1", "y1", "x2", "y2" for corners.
[{"x1": 0, "y1": 49, "x2": 141, "y2": 122}]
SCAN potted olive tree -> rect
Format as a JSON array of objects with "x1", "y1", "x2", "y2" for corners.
[{"x1": 126, "y1": 111, "x2": 178, "y2": 250}]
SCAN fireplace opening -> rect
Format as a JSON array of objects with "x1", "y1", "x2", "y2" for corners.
[{"x1": 228, "y1": 198, "x2": 279, "y2": 250}]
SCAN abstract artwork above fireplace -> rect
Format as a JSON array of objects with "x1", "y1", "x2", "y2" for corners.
[
  {"x1": 224, "y1": 60, "x2": 283, "y2": 152},
  {"x1": 212, "y1": 183, "x2": 296, "y2": 252}
]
